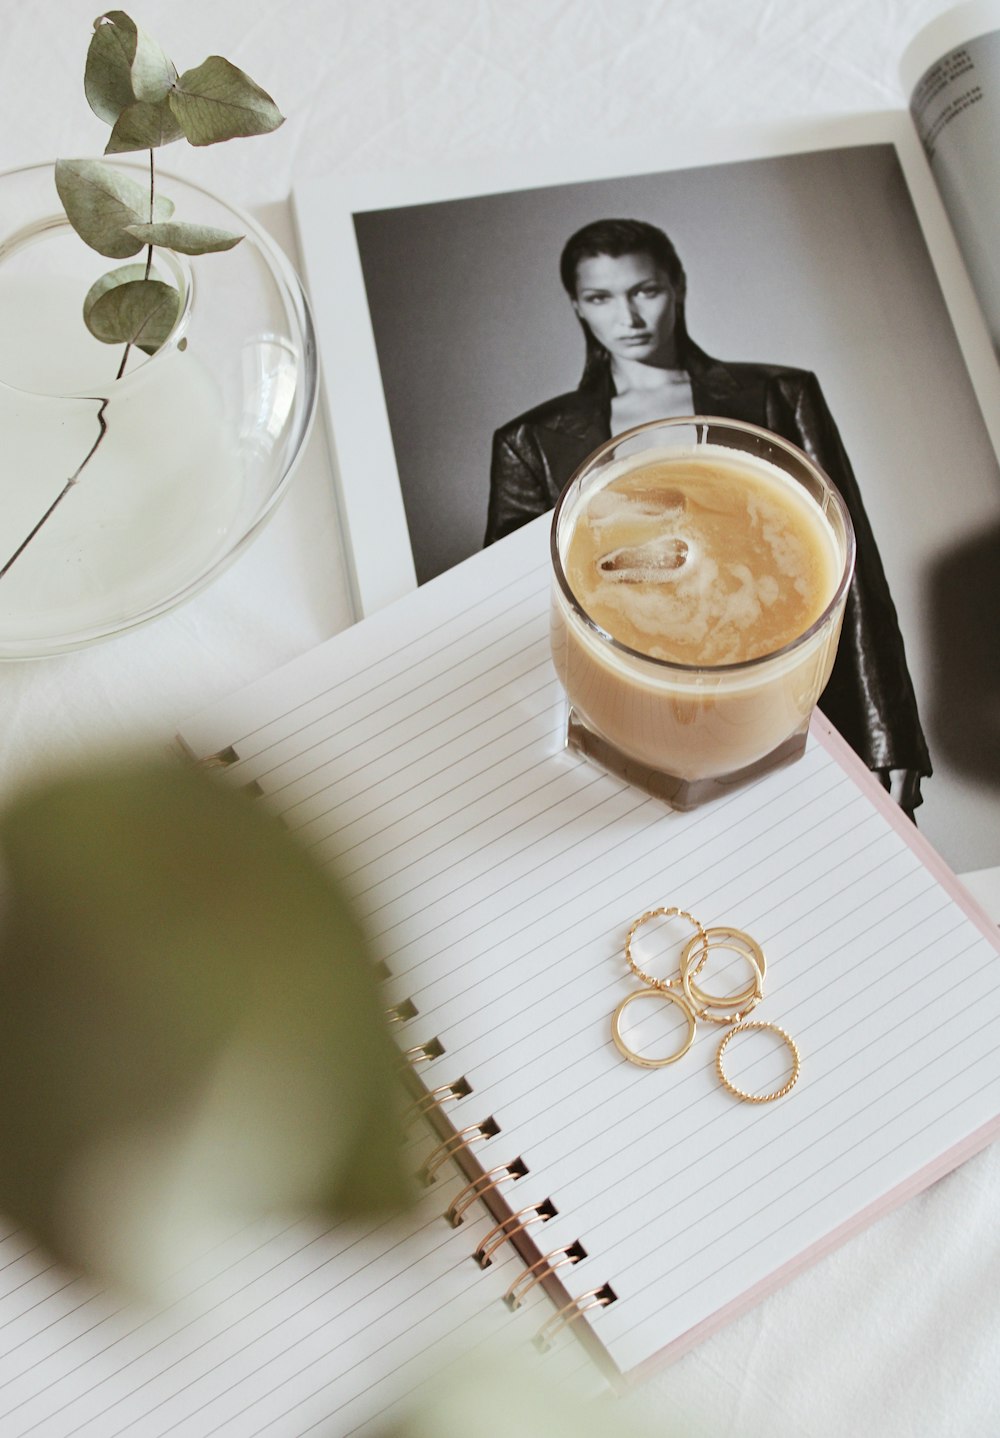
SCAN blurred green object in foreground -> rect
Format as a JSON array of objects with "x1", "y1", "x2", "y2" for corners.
[
  {"x1": 384, "y1": 1353, "x2": 666, "y2": 1438},
  {"x1": 0, "y1": 757, "x2": 408, "y2": 1297}
]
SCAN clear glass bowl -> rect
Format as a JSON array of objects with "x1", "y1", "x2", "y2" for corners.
[{"x1": 0, "y1": 161, "x2": 318, "y2": 659}]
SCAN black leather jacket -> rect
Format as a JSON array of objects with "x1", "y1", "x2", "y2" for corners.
[{"x1": 486, "y1": 343, "x2": 931, "y2": 807}]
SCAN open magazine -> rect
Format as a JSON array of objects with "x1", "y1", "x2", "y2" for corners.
[
  {"x1": 292, "y1": 0, "x2": 1000, "y2": 880},
  {"x1": 901, "y1": 0, "x2": 1000, "y2": 361}
]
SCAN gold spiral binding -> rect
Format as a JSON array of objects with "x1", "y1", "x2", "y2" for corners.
[
  {"x1": 503, "y1": 1241, "x2": 586, "y2": 1310},
  {"x1": 474, "y1": 1200, "x2": 556, "y2": 1268},
  {"x1": 445, "y1": 1158, "x2": 527, "y2": 1227},
  {"x1": 403, "y1": 1079, "x2": 471, "y2": 1128},
  {"x1": 532, "y1": 1284, "x2": 616, "y2": 1353},
  {"x1": 195, "y1": 746, "x2": 263, "y2": 794},
  {"x1": 402, "y1": 1037, "x2": 445, "y2": 1065},
  {"x1": 419, "y1": 1118, "x2": 498, "y2": 1185},
  {"x1": 385, "y1": 998, "x2": 418, "y2": 1024},
  {"x1": 198, "y1": 746, "x2": 239, "y2": 768}
]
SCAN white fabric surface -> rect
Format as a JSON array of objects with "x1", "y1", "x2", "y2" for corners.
[{"x1": 2, "y1": 2, "x2": 999, "y2": 1434}]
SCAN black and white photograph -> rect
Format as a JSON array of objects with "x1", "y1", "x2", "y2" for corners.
[{"x1": 304, "y1": 133, "x2": 1000, "y2": 873}]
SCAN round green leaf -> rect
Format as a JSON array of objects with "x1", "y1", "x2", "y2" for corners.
[
  {"x1": 55, "y1": 158, "x2": 175, "y2": 258},
  {"x1": 127, "y1": 20, "x2": 177, "y2": 104},
  {"x1": 0, "y1": 760, "x2": 409, "y2": 1296},
  {"x1": 124, "y1": 220, "x2": 243, "y2": 254},
  {"x1": 83, "y1": 269, "x2": 180, "y2": 353},
  {"x1": 105, "y1": 97, "x2": 185, "y2": 153},
  {"x1": 168, "y1": 56, "x2": 284, "y2": 146},
  {"x1": 84, "y1": 11, "x2": 139, "y2": 124},
  {"x1": 85, "y1": 12, "x2": 177, "y2": 124}
]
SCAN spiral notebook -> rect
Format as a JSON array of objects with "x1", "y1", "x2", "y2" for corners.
[
  {"x1": 0, "y1": 1126, "x2": 594, "y2": 1437},
  {"x1": 171, "y1": 515, "x2": 1000, "y2": 1404},
  {"x1": 9, "y1": 516, "x2": 997, "y2": 1437}
]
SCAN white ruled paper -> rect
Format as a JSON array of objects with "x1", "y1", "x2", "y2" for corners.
[
  {"x1": 174, "y1": 514, "x2": 1000, "y2": 1390},
  {"x1": 0, "y1": 1122, "x2": 594, "y2": 1437}
]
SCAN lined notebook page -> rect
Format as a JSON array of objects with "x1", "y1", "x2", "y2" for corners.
[
  {"x1": 178, "y1": 515, "x2": 1000, "y2": 1382},
  {"x1": 0, "y1": 1124, "x2": 593, "y2": 1437}
]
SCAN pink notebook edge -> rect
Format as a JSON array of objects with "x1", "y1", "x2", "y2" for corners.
[
  {"x1": 622, "y1": 1107, "x2": 1000, "y2": 1387},
  {"x1": 809, "y1": 712, "x2": 999, "y2": 945},
  {"x1": 612, "y1": 713, "x2": 1000, "y2": 1388}
]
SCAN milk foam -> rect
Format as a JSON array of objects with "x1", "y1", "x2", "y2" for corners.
[{"x1": 563, "y1": 447, "x2": 840, "y2": 666}]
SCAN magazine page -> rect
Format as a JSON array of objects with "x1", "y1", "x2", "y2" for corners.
[
  {"x1": 293, "y1": 115, "x2": 1000, "y2": 880},
  {"x1": 902, "y1": 0, "x2": 1000, "y2": 360}
]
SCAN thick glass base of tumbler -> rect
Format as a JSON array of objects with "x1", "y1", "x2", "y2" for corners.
[{"x1": 565, "y1": 709, "x2": 809, "y2": 811}]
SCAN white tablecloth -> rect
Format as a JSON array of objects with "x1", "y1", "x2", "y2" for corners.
[{"x1": 2, "y1": 3, "x2": 998, "y2": 1434}]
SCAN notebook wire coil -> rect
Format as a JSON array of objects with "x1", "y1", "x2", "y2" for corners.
[
  {"x1": 533, "y1": 1285, "x2": 617, "y2": 1353},
  {"x1": 419, "y1": 1118, "x2": 500, "y2": 1185},
  {"x1": 403, "y1": 1078, "x2": 472, "y2": 1128},
  {"x1": 198, "y1": 746, "x2": 239, "y2": 768},
  {"x1": 402, "y1": 1037, "x2": 445, "y2": 1065},
  {"x1": 474, "y1": 1200, "x2": 557, "y2": 1268},
  {"x1": 504, "y1": 1241, "x2": 587, "y2": 1310},
  {"x1": 392, "y1": 992, "x2": 615, "y2": 1358},
  {"x1": 385, "y1": 998, "x2": 418, "y2": 1024},
  {"x1": 446, "y1": 1158, "x2": 528, "y2": 1227}
]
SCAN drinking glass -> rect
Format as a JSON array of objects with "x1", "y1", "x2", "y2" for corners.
[{"x1": 549, "y1": 417, "x2": 856, "y2": 809}]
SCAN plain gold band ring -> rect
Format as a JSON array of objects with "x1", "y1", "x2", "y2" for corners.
[
  {"x1": 611, "y1": 986, "x2": 698, "y2": 1068},
  {"x1": 680, "y1": 926, "x2": 766, "y2": 1025}
]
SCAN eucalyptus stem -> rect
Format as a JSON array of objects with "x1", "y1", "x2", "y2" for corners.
[
  {"x1": 2, "y1": 11, "x2": 283, "y2": 589},
  {"x1": 0, "y1": 401, "x2": 110, "y2": 581},
  {"x1": 0, "y1": 150, "x2": 157, "y2": 583},
  {"x1": 112, "y1": 151, "x2": 156, "y2": 385},
  {"x1": 144, "y1": 147, "x2": 155, "y2": 279}
]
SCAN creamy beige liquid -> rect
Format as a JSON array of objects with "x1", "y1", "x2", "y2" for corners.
[
  {"x1": 563, "y1": 453, "x2": 840, "y2": 665},
  {"x1": 551, "y1": 445, "x2": 850, "y2": 788}
]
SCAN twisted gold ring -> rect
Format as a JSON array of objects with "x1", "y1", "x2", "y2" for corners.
[
  {"x1": 624, "y1": 906, "x2": 707, "y2": 990},
  {"x1": 715, "y1": 1020, "x2": 801, "y2": 1103}
]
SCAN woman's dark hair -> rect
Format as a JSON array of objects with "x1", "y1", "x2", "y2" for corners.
[{"x1": 559, "y1": 218, "x2": 689, "y2": 389}]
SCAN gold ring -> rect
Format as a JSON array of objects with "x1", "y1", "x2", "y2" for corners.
[
  {"x1": 716, "y1": 1020, "x2": 800, "y2": 1103},
  {"x1": 680, "y1": 926, "x2": 765, "y2": 1025},
  {"x1": 611, "y1": 986, "x2": 697, "y2": 1068},
  {"x1": 624, "y1": 906, "x2": 707, "y2": 990}
]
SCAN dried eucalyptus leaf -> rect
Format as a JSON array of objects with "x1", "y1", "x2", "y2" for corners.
[
  {"x1": 124, "y1": 220, "x2": 242, "y2": 254},
  {"x1": 55, "y1": 159, "x2": 175, "y2": 258},
  {"x1": 85, "y1": 11, "x2": 176, "y2": 123},
  {"x1": 0, "y1": 761, "x2": 409, "y2": 1297},
  {"x1": 84, "y1": 11, "x2": 138, "y2": 124},
  {"x1": 82, "y1": 260, "x2": 156, "y2": 314},
  {"x1": 128, "y1": 20, "x2": 177, "y2": 104},
  {"x1": 168, "y1": 56, "x2": 284, "y2": 146},
  {"x1": 105, "y1": 97, "x2": 185, "y2": 153},
  {"x1": 83, "y1": 270, "x2": 180, "y2": 353}
]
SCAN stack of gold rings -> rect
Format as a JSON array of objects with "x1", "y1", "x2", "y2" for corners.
[{"x1": 610, "y1": 906, "x2": 800, "y2": 1104}]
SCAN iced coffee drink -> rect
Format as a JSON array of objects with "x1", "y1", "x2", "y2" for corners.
[{"x1": 550, "y1": 418, "x2": 855, "y2": 809}]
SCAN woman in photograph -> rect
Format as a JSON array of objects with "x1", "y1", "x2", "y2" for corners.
[{"x1": 485, "y1": 217, "x2": 931, "y2": 812}]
